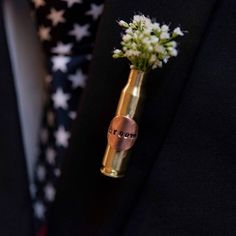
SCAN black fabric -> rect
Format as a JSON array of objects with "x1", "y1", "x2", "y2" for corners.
[
  {"x1": 0, "y1": 2, "x2": 33, "y2": 236},
  {"x1": 49, "y1": 0, "x2": 236, "y2": 235}
]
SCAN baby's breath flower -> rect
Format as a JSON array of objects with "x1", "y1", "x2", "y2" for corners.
[
  {"x1": 152, "y1": 23, "x2": 160, "y2": 32},
  {"x1": 163, "y1": 56, "x2": 170, "y2": 63},
  {"x1": 125, "y1": 28, "x2": 133, "y2": 34},
  {"x1": 113, "y1": 49, "x2": 124, "y2": 58},
  {"x1": 118, "y1": 20, "x2": 129, "y2": 28},
  {"x1": 168, "y1": 48, "x2": 178, "y2": 56},
  {"x1": 122, "y1": 34, "x2": 132, "y2": 42},
  {"x1": 160, "y1": 32, "x2": 170, "y2": 40},
  {"x1": 173, "y1": 27, "x2": 184, "y2": 36},
  {"x1": 113, "y1": 49, "x2": 122, "y2": 53},
  {"x1": 149, "y1": 54, "x2": 157, "y2": 64},
  {"x1": 133, "y1": 15, "x2": 152, "y2": 26},
  {"x1": 148, "y1": 46, "x2": 154, "y2": 52},
  {"x1": 161, "y1": 24, "x2": 169, "y2": 32},
  {"x1": 113, "y1": 14, "x2": 184, "y2": 71},
  {"x1": 155, "y1": 45, "x2": 165, "y2": 54},
  {"x1": 166, "y1": 41, "x2": 177, "y2": 47}
]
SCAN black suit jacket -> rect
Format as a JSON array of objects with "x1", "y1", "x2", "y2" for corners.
[
  {"x1": 0, "y1": 2, "x2": 33, "y2": 236},
  {"x1": 49, "y1": 0, "x2": 236, "y2": 235}
]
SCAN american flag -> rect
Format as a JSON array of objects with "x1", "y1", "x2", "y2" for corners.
[{"x1": 30, "y1": 0, "x2": 104, "y2": 235}]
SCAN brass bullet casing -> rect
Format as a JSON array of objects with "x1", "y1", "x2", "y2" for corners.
[{"x1": 101, "y1": 68, "x2": 146, "y2": 178}]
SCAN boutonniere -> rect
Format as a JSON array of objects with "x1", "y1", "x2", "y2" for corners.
[{"x1": 101, "y1": 15, "x2": 184, "y2": 178}]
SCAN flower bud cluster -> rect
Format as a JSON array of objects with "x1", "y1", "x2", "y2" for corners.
[{"x1": 113, "y1": 15, "x2": 184, "y2": 71}]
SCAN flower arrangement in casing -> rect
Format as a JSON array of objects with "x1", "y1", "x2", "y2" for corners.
[
  {"x1": 101, "y1": 15, "x2": 185, "y2": 178},
  {"x1": 113, "y1": 15, "x2": 184, "y2": 72}
]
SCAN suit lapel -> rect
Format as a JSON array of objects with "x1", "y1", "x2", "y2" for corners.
[
  {"x1": 0, "y1": 2, "x2": 33, "y2": 235},
  {"x1": 122, "y1": 0, "x2": 236, "y2": 234}
]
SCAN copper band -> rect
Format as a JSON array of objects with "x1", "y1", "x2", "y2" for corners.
[{"x1": 107, "y1": 116, "x2": 138, "y2": 151}]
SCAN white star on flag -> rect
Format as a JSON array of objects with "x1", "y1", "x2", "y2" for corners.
[
  {"x1": 86, "y1": 3, "x2": 104, "y2": 20},
  {"x1": 44, "y1": 183, "x2": 56, "y2": 202},
  {"x1": 51, "y1": 55, "x2": 70, "y2": 72},
  {"x1": 51, "y1": 42, "x2": 73, "y2": 55},
  {"x1": 38, "y1": 26, "x2": 51, "y2": 41},
  {"x1": 34, "y1": 201, "x2": 46, "y2": 219},
  {"x1": 69, "y1": 24, "x2": 90, "y2": 41},
  {"x1": 62, "y1": 0, "x2": 82, "y2": 8},
  {"x1": 47, "y1": 8, "x2": 65, "y2": 26},
  {"x1": 46, "y1": 147, "x2": 56, "y2": 165},
  {"x1": 32, "y1": 0, "x2": 45, "y2": 8},
  {"x1": 68, "y1": 69, "x2": 87, "y2": 89},
  {"x1": 52, "y1": 88, "x2": 70, "y2": 109},
  {"x1": 55, "y1": 126, "x2": 70, "y2": 147}
]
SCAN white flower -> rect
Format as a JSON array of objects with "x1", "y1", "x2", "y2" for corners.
[
  {"x1": 155, "y1": 45, "x2": 165, "y2": 54},
  {"x1": 125, "y1": 28, "x2": 133, "y2": 34},
  {"x1": 152, "y1": 23, "x2": 160, "y2": 32},
  {"x1": 168, "y1": 48, "x2": 178, "y2": 56},
  {"x1": 161, "y1": 24, "x2": 169, "y2": 32},
  {"x1": 112, "y1": 14, "x2": 184, "y2": 71},
  {"x1": 113, "y1": 49, "x2": 122, "y2": 54},
  {"x1": 173, "y1": 27, "x2": 184, "y2": 36},
  {"x1": 150, "y1": 37, "x2": 159, "y2": 44},
  {"x1": 148, "y1": 46, "x2": 154, "y2": 52},
  {"x1": 163, "y1": 56, "x2": 170, "y2": 63},
  {"x1": 166, "y1": 41, "x2": 177, "y2": 47},
  {"x1": 113, "y1": 49, "x2": 123, "y2": 58},
  {"x1": 156, "y1": 60, "x2": 163, "y2": 67},
  {"x1": 125, "y1": 49, "x2": 140, "y2": 57},
  {"x1": 152, "y1": 59, "x2": 162, "y2": 69},
  {"x1": 160, "y1": 32, "x2": 170, "y2": 39},
  {"x1": 122, "y1": 34, "x2": 132, "y2": 41},
  {"x1": 133, "y1": 15, "x2": 151, "y2": 26},
  {"x1": 149, "y1": 54, "x2": 157, "y2": 64},
  {"x1": 118, "y1": 20, "x2": 129, "y2": 28}
]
